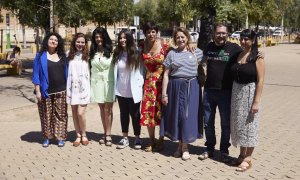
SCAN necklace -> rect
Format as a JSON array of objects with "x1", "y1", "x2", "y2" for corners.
[{"x1": 98, "y1": 52, "x2": 103, "y2": 61}]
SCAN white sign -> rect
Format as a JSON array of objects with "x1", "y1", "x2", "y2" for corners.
[{"x1": 134, "y1": 16, "x2": 140, "y2": 26}]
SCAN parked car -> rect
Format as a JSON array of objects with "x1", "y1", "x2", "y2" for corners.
[
  {"x1": 231, "y1": 31, "x2": 242, "y2": 39},
  {"x1": 272, "y1": 30, "x2": 285, "y2": 36}
]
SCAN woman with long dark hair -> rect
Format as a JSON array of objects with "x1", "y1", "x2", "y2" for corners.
[
  {"x1": 112, "y1": 30, "x2": 144, "y2": 149},
  {"x1": 90, "y1": 27, "x2": 114, "y2": 146},
  {"x1": 230, "y1": 29, "x2": 265, "y2": 171},
  {"x1": 32, "y1": 32, "x2": 68, "y2": 147},
  {"x1": 66, "y1": 33, "x2": 90, "y2": 146}
]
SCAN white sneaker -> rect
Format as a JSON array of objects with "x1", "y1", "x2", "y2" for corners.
[
  {"x1": 134, "y1": 137, "x2": 142, "y2": 149},
  {"x1": 182, "y1": 151, "x2": 191, "y2": 161},
  {"x1": 116, "y1": 137, "x2": 129, "y2": 149}
]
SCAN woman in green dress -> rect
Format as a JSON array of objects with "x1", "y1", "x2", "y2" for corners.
[{"x1": 90, "y1": 27, "x2": 114, "y2": 146}]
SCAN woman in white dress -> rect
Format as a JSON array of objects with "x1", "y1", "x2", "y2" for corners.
[{"x1": 66, "y1": 33, "x2": 90, "y2": 146}]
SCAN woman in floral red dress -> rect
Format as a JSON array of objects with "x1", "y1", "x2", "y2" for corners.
[{"x1": 140, "y1": 22, "x2": 168, "y2": 152}]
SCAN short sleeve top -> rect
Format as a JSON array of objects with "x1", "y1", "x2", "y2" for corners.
[{"x1": 163, "y1": 48, "x2": 203, "y2": 77}]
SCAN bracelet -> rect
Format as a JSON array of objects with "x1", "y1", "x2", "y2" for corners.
[{"x1": 162, "y1": 95, "x2": 168, "y2": 98}]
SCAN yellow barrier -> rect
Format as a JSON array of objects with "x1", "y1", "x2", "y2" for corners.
[{"x1": 0, "y1": 64, "x2": 18, "y2": 75}]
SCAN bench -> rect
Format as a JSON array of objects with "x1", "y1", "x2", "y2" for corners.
[{"x1": 0, "y1": 63, "x2": 20, "y2": 75}]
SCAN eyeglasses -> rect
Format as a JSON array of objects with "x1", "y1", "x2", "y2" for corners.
[{"x1": 215, "y1": 32, "x2": 227, "y2": 36}]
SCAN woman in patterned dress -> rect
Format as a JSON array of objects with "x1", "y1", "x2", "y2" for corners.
[
  {"x1": 140, "y1": 22, "x2": 167, "y2": 152},
  {"x1": 230, "y1": 29, "x2": 265, "y2": 172},
  {"x1": 90, "y1": 27, "x2": 114, "y2": 146},
  {"x1": 32, "y1": 32, "x2": 68, "y2": 147},
  {"x1": 66, "y1": 33, "x2": 90, "y2": 147}
]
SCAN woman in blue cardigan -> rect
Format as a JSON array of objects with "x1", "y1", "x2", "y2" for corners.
[{"x1": 32, "y1": 32, "x2": 68, "y2": 147}]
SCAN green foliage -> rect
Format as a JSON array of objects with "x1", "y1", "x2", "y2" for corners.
[
  {"x1": 86, "y1": 0, "x2": 134, "y2": 27},
  {"x1": 134, "y1": 0, "x2": 159, "y2": 26},
  {"x1": 1, "y1": 0, "x2": 50, "y2": 31}
]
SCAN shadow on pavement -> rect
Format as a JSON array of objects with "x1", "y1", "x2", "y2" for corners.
[{"x1": 20, "y1": 131, "x2": 43, "y2": 144}]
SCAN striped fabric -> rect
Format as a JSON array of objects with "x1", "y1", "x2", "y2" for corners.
[{"x1": 163, "y1": 48, "x2": 203, "y2": 77}]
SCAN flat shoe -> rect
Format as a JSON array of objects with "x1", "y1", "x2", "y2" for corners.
[
  {"x1": 236, "y1": 160, "x2": 252, "y2": 172},
  {"x1": 198, "y1": 151, "x2": 213, "y2": 160},
  {"x1": 105, "y1": 135, "x2": 112, "y2": 146},
  {"x1": 42, "y1": 139, "x2": 50, "y2": 147},
  {"x1": 231, "y1": 155, "x2": 245, "y2": 166},
  {"x1": 182, "y1": 151, "x2": 191, "y2": 161},
  {"x1": 73, "y1": 137, "x2": 81, "y2": 147},
  {"x1": 99, "y1": 134, "x2": 106, "y2": 144},
  {"x1": 145, "y1": 143, "x2": 155, "y2": 152},
  {"x1": 58, "y1": 140, "x2": 65, "y2": 147},
  {"x1": 81, "y1": 136, "x2": 89, "y2": 146}
]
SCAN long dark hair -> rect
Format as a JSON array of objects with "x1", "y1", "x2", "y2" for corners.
[
  {"x1": 89, "y1": 27, "x2": 112, "y2": 59},
  {"x1": 68, "y1": 33, "x2": 89, "y2": 61},
  {"x1": 113, "y1": 30, "x2": 139, "y2": 69},
  {"x1": 40, "y1": 32, "x2": 65, "y2": 58},
  {"x1": 240, "y1": 29, "x2": 258, "y2": 62}
]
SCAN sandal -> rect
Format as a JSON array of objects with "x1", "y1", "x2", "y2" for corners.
[
  {"x1": 73, "y1": 137, "x2": 81, "y2": 147},
  {"x1": 231, "y1": 155, "x2": 245, "y2": 166},
  {"x1": 81, "y1": 136, "x2": 89, "y2": 146},
  {"x1": 99, "y1": 134, "x2": 106, "y2": 144},
  {"x1": 105, "y1": 135, "x2": 112, "y2": 146},
  {"x1": 236, "y1": 159, "x2": 252, "y2": 172},
  {"x1": 145, "y1": 143, "x2": 155, "y2": 152}
]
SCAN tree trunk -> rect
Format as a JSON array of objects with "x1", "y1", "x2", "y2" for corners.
[{"x1": 22, "y1": 26, "x2": 27, "y2": 48}]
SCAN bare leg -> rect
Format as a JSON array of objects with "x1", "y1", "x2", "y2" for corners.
[
  {"x1": 145, "y1": 126, "x2": 156, "y2": 152},
  {"x1": 71, "y1": 105, "x2": 81, "y2": 138},
  {"x1": 77, "y1": 104, "x2": 87, "y2": 137},
  {"x1": 104, "y1": 102, "x2": 113, "y2": 136},
  {"x1": 236, "y1": 147, "x2": 254, "y2": 171},
  {"x1": 147, "y1": 126, "x2": 155, "y2": 144},
  {"x1": 245, "y1": 147, "x2": 255, "y2": 160},
  {"x1": 98, "y1": 103, "x2": 106, "y2": 134}
]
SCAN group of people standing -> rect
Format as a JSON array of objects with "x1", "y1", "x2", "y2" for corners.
[{"x1": 32, "y1": 22, "x2": 265, "y2": 172}]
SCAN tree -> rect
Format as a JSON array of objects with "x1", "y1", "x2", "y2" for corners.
[
  {"x1": 55, "y1": 0, "x2": 89, "y2": 33},
  {"x1": 1, "y1": 0, "x2": 51, "y2": 32},
  {"x1": 134, "y1": 0, "x2": 159, "y2": 26},
  {"x1": 86, "y1": 0, "x2": 134, "y2": 28}
]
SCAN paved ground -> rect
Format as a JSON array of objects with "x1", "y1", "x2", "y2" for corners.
[{"x1": 0, "y1": 44, "x2": 299, "y2": 179}]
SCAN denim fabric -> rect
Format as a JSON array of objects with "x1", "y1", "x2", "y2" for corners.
[{"x1": 203, "y1": 89, "x2": 231, "y2": 154}]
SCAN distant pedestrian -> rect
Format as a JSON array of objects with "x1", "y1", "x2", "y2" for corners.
[
  {"x1": 161, "y1": 27, "x2": 203, "y2": 160},
  {"x1": 6, "y1": 46, "x2": 23, "y2": 75},
  {"x1": 89, "y1": 27, "x2": 114, "y2": 146},
  {"x1": 112, "y1": 30, "x2": 144, "y2": 149},
  {"x1": 230, "y1": 29, "x2": 265, "y2": 172},
  {"x1": 32, "y1": 32, "x2": 68, "y2": 147},
  {"x1": 199, "y1": 23, "x2": 243, "y2": 162},
  {"x1": 66, "y1": 33, "x2": 90, "y2": 147}
]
